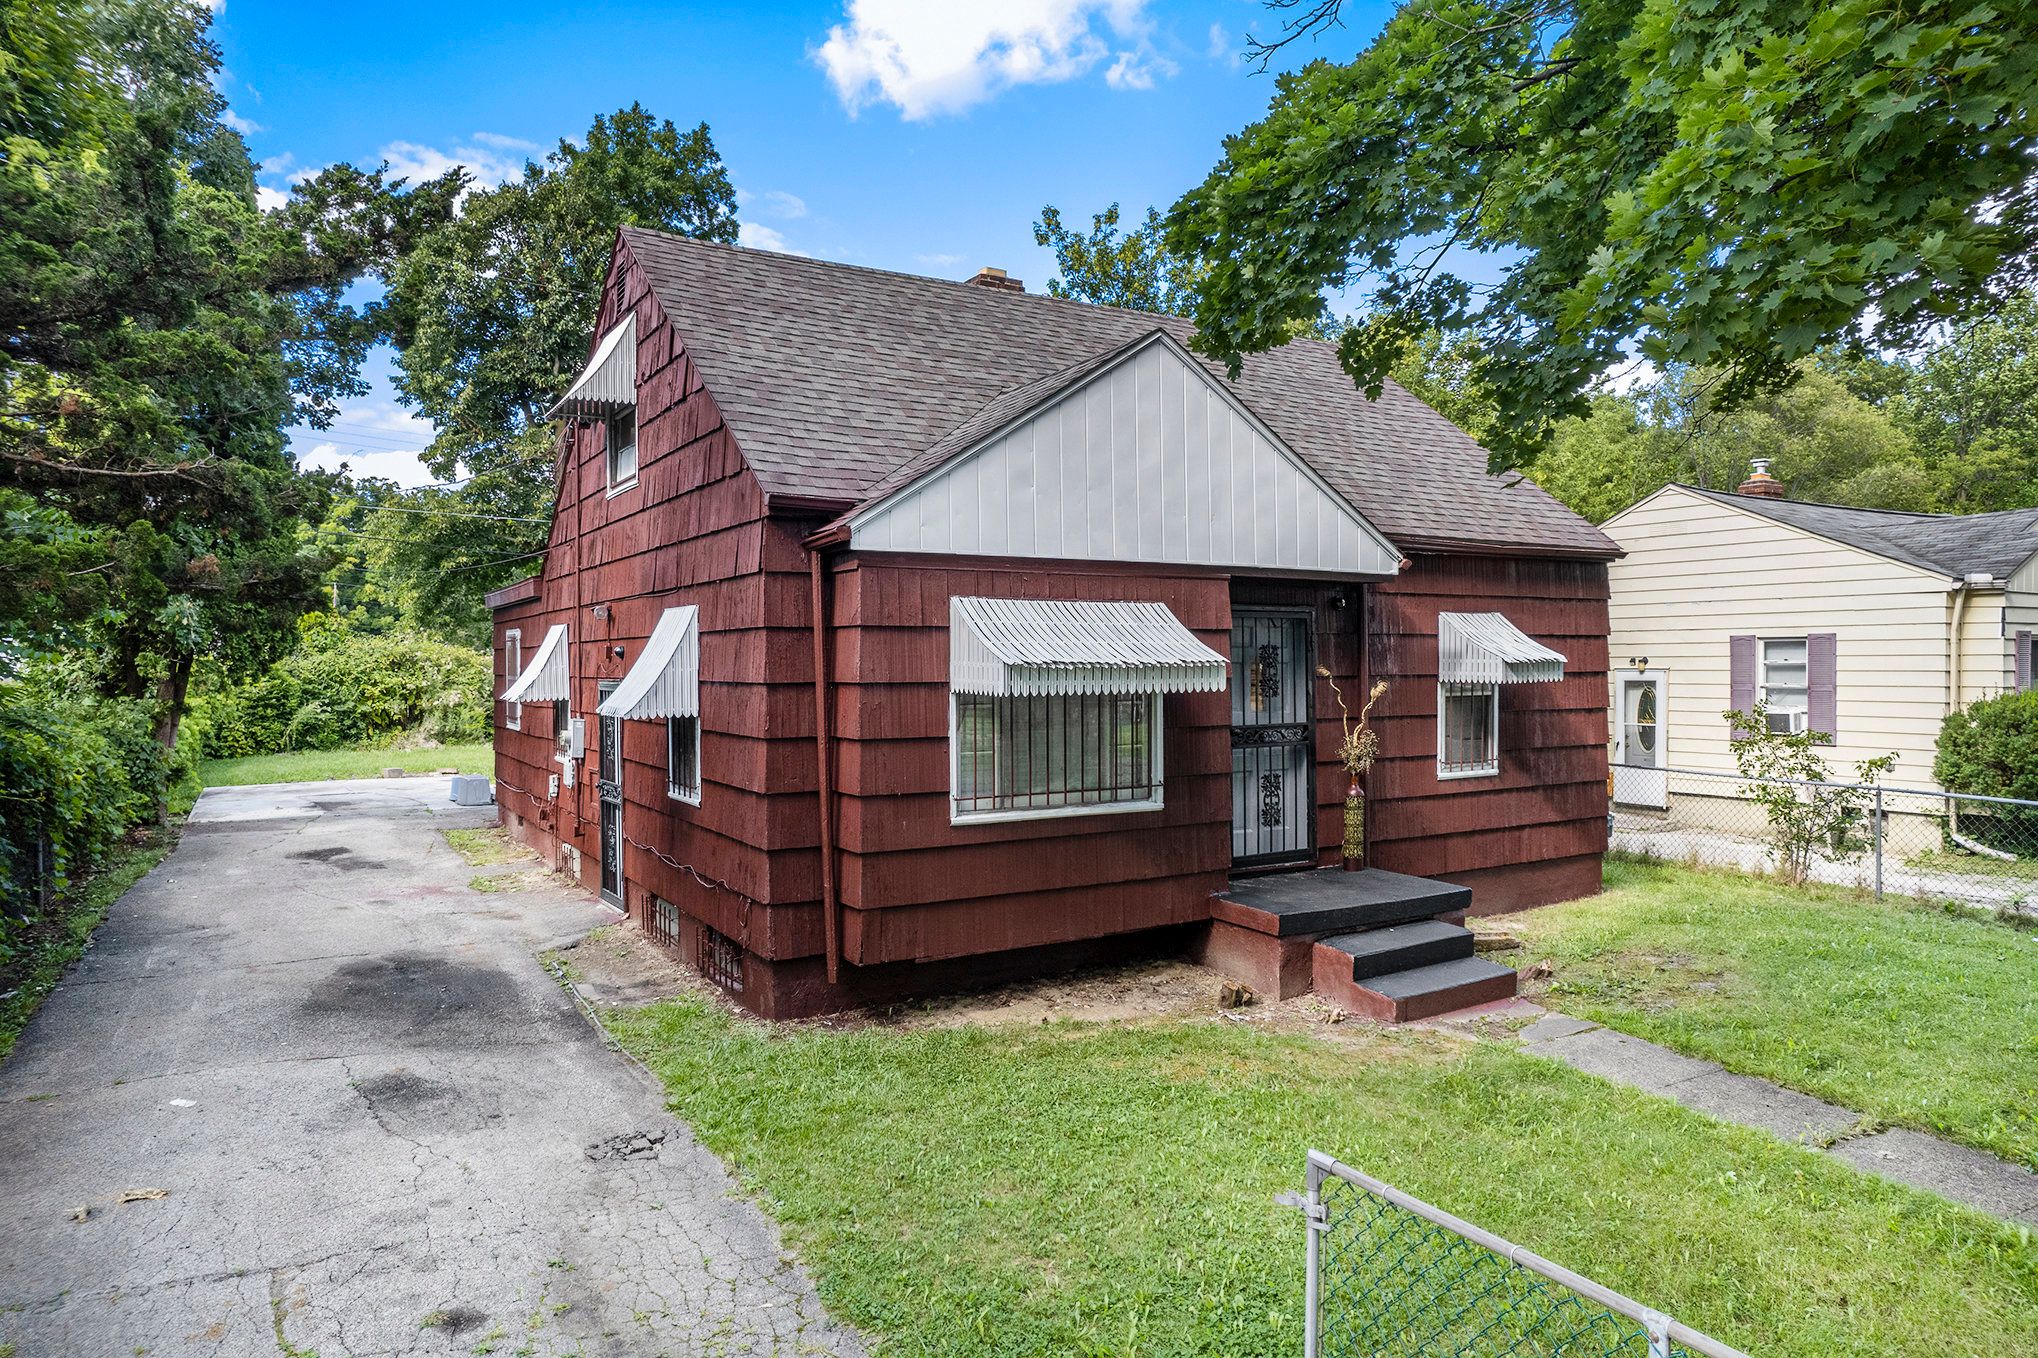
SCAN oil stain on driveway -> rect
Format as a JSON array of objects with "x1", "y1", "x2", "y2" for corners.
[{"x1": 0, "y1": 780, "x2": 861, "y2": 1358}]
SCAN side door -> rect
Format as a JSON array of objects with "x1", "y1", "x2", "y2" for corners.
[
  {"x1": 596, "y1": 680, "x2": 624, "y2": 906},
  {"x1": 1611, "y1": 669, "x2": 1668, "y2": 810}
]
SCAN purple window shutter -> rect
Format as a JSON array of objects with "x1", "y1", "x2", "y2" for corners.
[
  {"x1": 2017, "y1": 630, "x2": 2033, "y2": 693},
  {"x1": 1807, "y1": 633, "x2": 1838, "y2": 738},
  {"x1": 1729, "y1": 635, "x2": 1757, "y2": 737}
]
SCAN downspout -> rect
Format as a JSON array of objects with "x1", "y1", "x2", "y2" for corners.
[
  {"x1": 1946, "y1": 575, "x2": 2013, "y2": 861},
  {"x1": 806, "y1": 533, "x2": 846, "y2": 984}
]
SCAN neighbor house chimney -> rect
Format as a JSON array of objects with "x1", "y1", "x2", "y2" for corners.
[
  {"x1": 965, "y1": 266, "x2": 1025, "y2": 294},
  {"x1": 1737, "y1": 457, "x2": 1787, "y2": 499}
]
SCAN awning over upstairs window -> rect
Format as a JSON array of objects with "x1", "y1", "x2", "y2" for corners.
[
  {"x1": 546, "y1": 314, "x2": 637, "y2": 419},
  {"x1": 597, "y1": 606, "x2": 700, "y2": 720},
  {"x1": 950, "y1": 596, "x2": 1228, "y2": 697},
  {"x1": 501, "y1": 623, "x2": 569, "y2": 703},
  {"x1": 1438, "y1": 612, "x2": 1567, "y2": 687}
]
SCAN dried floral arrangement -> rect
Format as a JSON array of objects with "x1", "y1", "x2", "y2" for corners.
[{"x1": 1319, "y1": 668, "x2": 1387, "y2": 865}]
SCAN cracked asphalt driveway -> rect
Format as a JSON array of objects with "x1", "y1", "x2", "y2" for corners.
[{"x1": 0, "y1": 780, "x2": 861, "y2": 1358}]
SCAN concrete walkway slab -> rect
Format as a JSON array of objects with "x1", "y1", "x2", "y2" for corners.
[
  {"x1": 0, "y1": 779, "x2": 863, "y2": 1358},
  {"x1": 1523, "y1": 1015, "x2": 2038, "y2": 1226},
  {"x1": 1830, "y1": 1130, "x2": 2038, "y2": 1226}
]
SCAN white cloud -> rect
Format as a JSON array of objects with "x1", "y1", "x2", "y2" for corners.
[
  {"x1": 291, "y1": 399, "x2": 439, "y2": 488},
  {"x1": 377, "y1": 135, "x2": 532, "y2": 188},
  {"x1": 915, "y1": 252, "x2": 967, "y2": 269},
  {"x1": 221, "y1": 109, "x2": 261, "y2": 135},
  {"x1": 1206, "y1": 22, "x2": 1233, "y2": 61},
  {"x1": 761, "y1": 189, "x2": 808, "y2": 219},
  {"x1": 1104, "y1": 45, "x2": 1174, "y2": 90},
  {"x1": 738, "y1": 221, "x2": 806, "y2": 255},
  {"x1": 255, "y1": 184, "x2": 288, "y2": 212},
  {"x1": 815, "y1": 0, "x2": 1166, "y2": 119}
]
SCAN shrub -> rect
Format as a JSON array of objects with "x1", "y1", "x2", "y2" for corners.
[
  {"x1": 191, "y1": 627, "x2": 492, "y2": 758},
  {"x1": 1934, "y1": 691, "x2": 2038, "y2": 856},
  {"x1": 1724, "y1": 703, "x2": 1896, "y2": 885},
  {"x1": 1935, "y1": 690, "x2": 2038, "y2": 801},
  {"x1": 0, "y1": 682, "x2": 166, "y2": 947}
]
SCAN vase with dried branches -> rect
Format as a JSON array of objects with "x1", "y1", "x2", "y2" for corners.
[{"x1": 1319, "y1": 669, "x2": 1386, "y2": 870}]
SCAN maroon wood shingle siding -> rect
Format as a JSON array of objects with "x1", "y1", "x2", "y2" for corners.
[
  {"x1": 492, "y1": 238, "x2": 826, "y2": 961},
  {"x1": 491, "y1": 235, "x2": 1609, "y2": 1014},
  {"x1": 1364, "y1": 554, "x2": 1611, "y2": 908}
]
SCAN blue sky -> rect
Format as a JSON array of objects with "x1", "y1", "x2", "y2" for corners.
[{"x1": 210, "y1": 0, "x2": 1405, "y2": 483}]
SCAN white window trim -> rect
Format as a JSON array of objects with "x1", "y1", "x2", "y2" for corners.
[
  {"x1": 666, "y1": 714, "x2": 702, "y2": 806},
  {"x1": 947, "y1": 691, "x2": 1166, "y2": 826},
  {"x1": 1757, "y1": 635, "x2": 1810, "y2": 733},
  {"x1": 604, "y1": 409, "x2": 638, "y2": 496},
  {"x1": 502, "y1": 628, "x2": 522, "y2": 731},
  {"x1": 1436, "y1": 682, "x2": 1500, "y2": 780}
]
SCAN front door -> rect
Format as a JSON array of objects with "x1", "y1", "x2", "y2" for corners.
[
  {"x1": 1612, "y1": 670, "x2": 1668, "y2": 809},
  {"x1": 1231, "y1": 609, "x2": 1314, "y2": 866},
  {"x1": 597, "y1": 680, "x2": 624, "y2": 906}
]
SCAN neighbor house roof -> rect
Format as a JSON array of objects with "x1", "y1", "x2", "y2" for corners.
[
  {"x1": 617, "y1": 227, "x2": 1617, "y2": 560},
  {"x1": 1683, "y1": 487, "x2": 2038, "y2": 581}
]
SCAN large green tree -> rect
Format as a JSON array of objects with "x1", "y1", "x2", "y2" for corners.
[
  {"x1": 1033, "y1": 203, "x2": 1202, "y2": 315},
  {"x1": 0, "y1": 0, "x2": 454, "y2": 753},
  {"x1": 1168, "y1": 0, "x2": 2038, "y2": 465},
  {"x1": 1890, "y1": 292, "x2": 2038, "y2": 512},
  {"x1": 370, "y1": 106, "x2": 739, "y2": 633}
]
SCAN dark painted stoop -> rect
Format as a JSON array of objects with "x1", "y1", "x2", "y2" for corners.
[{"x1": 1194, "y1": 867, "x2": 1516, "y2": 1022}]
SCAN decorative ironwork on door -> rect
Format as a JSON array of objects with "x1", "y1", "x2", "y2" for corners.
[
  {"x1": 1232, "y1": 610, "x2": 1314, "y2": 865},
  {"x1": 597, "y1": 681, "x2": 623, "y2": 905}
]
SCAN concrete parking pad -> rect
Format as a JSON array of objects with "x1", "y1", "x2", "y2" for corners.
[{"x1": 0, "y1": 779, "x2": 862, "y2": 1358}]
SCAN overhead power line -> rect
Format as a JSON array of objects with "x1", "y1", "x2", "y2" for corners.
[{"x1": 357, "y1": 503, "x2": 551, "y2": 525}]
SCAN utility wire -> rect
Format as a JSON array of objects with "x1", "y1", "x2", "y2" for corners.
[{"x1": 357, "y1": 503, "x2": 550, "y2": 525}]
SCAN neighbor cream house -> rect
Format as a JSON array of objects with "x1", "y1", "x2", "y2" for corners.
[{"x1": 1601, "y1": 463, "x2": 2038, "y2": 814}]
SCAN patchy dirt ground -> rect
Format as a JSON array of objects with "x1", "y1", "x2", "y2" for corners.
[{"x1": 560, "y1": 917, "x2": 1547, "y2": 1051}]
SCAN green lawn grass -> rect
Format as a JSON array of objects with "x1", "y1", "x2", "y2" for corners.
[
  {"x1": 605, "y1": 999, "x2": 2038, "y2": 1358},
  {"x1": 196, "y1": 741, "x2": 492, "y2": 788},
  {"x1": 1, "y1": 829, "x2": 172, "y2": 1060},
  {"x1": 1510, "y1": 857, "x2": 2038, "y2": 1170}
]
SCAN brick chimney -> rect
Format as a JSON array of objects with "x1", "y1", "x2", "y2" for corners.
[
  {"x1": 965, "y1": 266, "x2": 1025, "y2": 294},
  {"x1": 1737, "y1": 457, "x2": 1787, "y2": 499}
]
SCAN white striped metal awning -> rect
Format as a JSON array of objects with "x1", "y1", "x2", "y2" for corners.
[
  {"x1": 949, "y1": 596, "x2": 1228, "y2": 697},
  {"x1": 1438, "y1": 612, "x2": 1566, "y2": 687},
  {"x1": 501, "y1": 623, "x2": 569, "y2": 703},
  {"x1": 596, "y1": 607, "x2": 700, "y2": 720},
  {"x1": 546, "y1": 314, "x2": 637, "y2": 419}
]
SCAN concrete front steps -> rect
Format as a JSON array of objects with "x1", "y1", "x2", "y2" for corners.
[{"x1": 1194, "y1": 866, "x2": 1517, "y2": 1021}]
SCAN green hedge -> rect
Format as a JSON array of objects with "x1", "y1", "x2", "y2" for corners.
[
  {"x1": 1935, "y1": 690, "x2": 2038, "y2": 801},
  {"x1": 0, "y1": 681, "x2": 172, "y2": 946},
  {"x1": 1934, "y1": 690, "x2": 2038, "y2": 856},
  {"x1": 186, "y1": 625, "x2": 492, "y2": 759}
]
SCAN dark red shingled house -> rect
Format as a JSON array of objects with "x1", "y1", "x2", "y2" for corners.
[{"x1": 488, "y1": 227, "x2": 1620, "y2": 1020}]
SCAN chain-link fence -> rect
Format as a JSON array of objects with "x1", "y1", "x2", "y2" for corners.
[
  {"x1": 1612, "y1": 766, "x2": 2038, "y2": 916},
  {"x1": 1291, "y1": 1151, "x2": 1748, "y2": 1358}
]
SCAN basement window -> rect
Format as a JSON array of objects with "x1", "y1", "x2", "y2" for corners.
[{"x1": 1437, "y1": 683, "x2": 1499, "y2": 779}]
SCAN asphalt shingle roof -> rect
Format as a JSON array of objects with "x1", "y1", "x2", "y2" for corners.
[
  {"x1": 620, "y1": 227, "x2": 1618, "y2": 559},
  {"x1": 1685, "y1": 487, "x2": 2038, "y2": 581}
]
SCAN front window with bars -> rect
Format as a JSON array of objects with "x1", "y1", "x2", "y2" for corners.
[
  {"x1": 666, "y1": 715, "x2": 700, "y2": 803},
  {"x1": 1437, "y1": 683, "x2": 1499, "y2": 778},
  {"x1": 952, "y1": 692, "x2": 1161, "y2": 820}
]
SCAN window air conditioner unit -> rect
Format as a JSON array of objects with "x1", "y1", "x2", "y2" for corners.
[{"x1": 1765, "y1": 708, "x2": 1807, "y2": 735}]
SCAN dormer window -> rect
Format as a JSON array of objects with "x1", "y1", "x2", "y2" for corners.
[{"x1": 606, "y1": 408, "x2": 637, "y2": 492}]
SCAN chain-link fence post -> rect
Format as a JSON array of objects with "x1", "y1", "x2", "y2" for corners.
[
  {"x1": 1303, "y1": 1156, "x2": 1325, "y2": 1358},
  {"x1": 1872, "y1": 784, "x2": 1884, "y2": 900}
]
